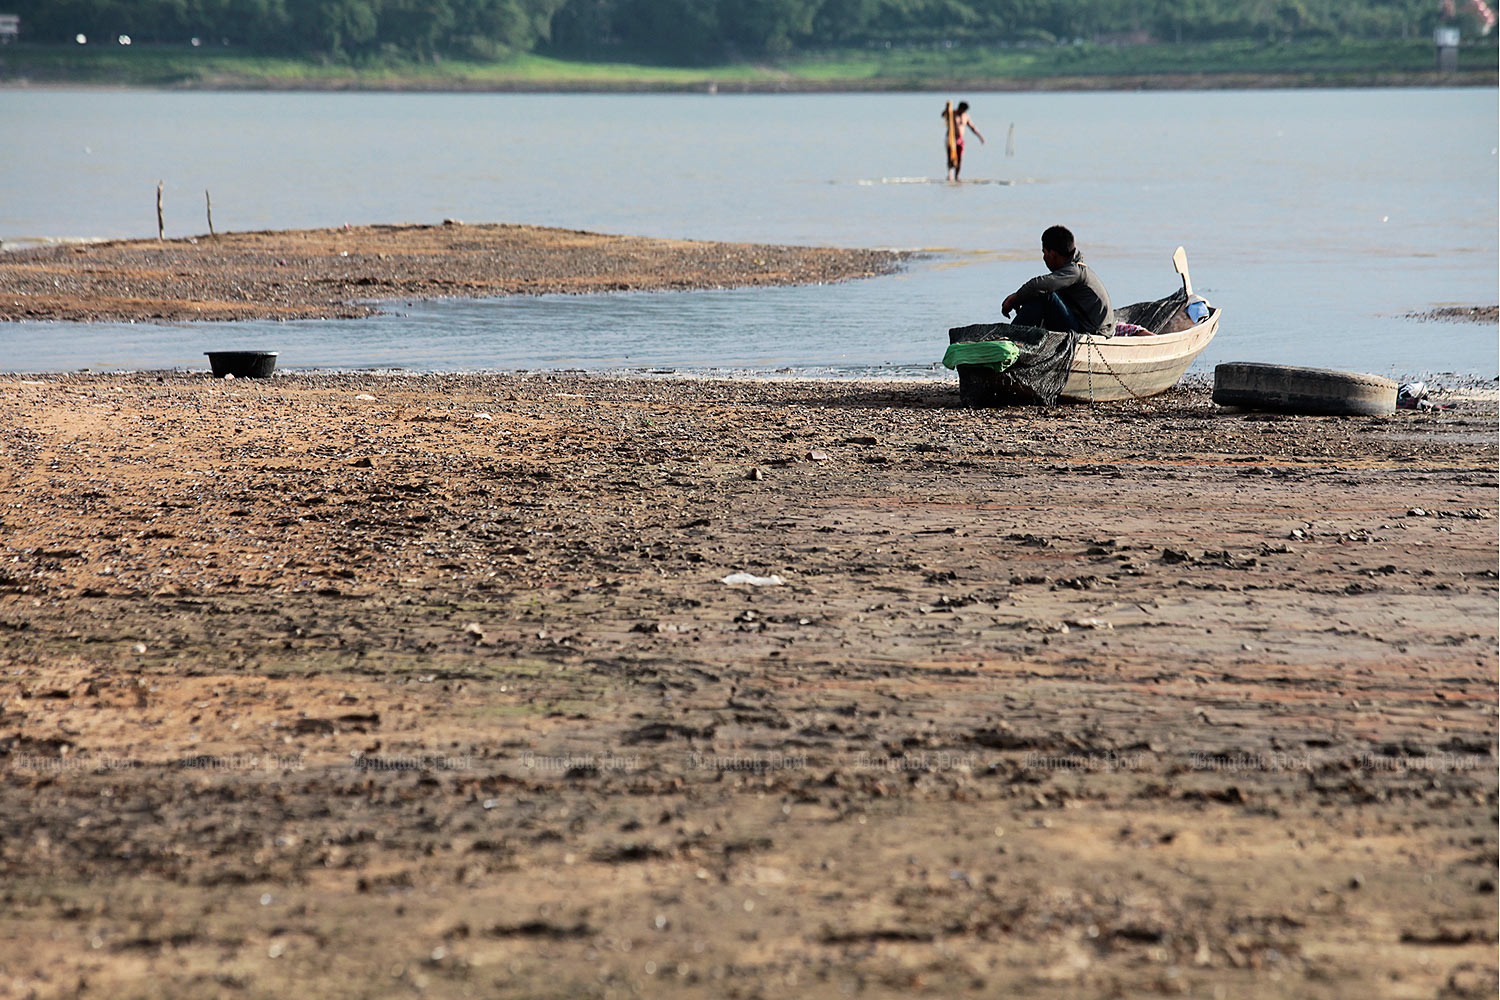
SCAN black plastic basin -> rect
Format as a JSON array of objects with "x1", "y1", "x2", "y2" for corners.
[{"x1": 205, "y1": 351, "x2": 278, "y2": 378}]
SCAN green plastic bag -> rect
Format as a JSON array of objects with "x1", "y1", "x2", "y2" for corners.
[{"x1": 942, "y1": 339, "x2": 1022, "y2": 373}]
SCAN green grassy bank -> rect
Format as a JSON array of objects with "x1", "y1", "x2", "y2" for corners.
[{"x1": 0, "y1": 39, "x2": 1494, "y2": 90}]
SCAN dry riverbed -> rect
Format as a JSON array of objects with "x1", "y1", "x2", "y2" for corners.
[{"x1": 0, "y1": 372, "x2": 1496, "y2": 1000}]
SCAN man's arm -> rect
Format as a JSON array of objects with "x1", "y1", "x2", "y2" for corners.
[
  {"x1": 1003, "y1": 264, "x2": 1079, "y2": 317},
  {"x1": 1016, "y1": 264, "x2": 1078, "y2": 299},
  {"x1": 967, "y1": 120, "x2": 985, "y2": 143}
]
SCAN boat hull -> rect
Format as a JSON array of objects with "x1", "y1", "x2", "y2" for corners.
[{"x1": 1060, "y1": 309, "x2": 1219, "y2": 402}]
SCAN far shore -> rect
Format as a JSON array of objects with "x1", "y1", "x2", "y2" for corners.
[{"x1": 2, "y1": 69, "x2": 1496, "y2": 92}]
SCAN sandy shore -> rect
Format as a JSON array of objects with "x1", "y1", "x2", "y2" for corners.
[
  {"x1": 0, "y1": 222, "x2": 908, "y2": 323},
  {"x1": 0, "y1": 371, "x2": 1495, "y2": 999}
]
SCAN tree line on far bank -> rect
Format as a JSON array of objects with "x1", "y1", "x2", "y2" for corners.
[{"x1": 6, "y1": 0, "x2": 1490, "y2": 62}]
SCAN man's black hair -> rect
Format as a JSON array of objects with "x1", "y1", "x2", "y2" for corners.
[
  {"x1": 1041, "y1": 225, "x2": 1075, "y2": 256},
  {"x1": 956, "y1": 101, "x2": 969, "y2": 113}
]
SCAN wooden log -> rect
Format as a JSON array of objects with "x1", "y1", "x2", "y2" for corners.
[
  {"x1": 943, "y1": 101, "x2": 957, "y2": 179},
  {"x1": 156, "y1": 181, "x2": 164, "y2": 240},
  {"x1": 205, "y1": 189, "x2": 215, "y2": 237}
]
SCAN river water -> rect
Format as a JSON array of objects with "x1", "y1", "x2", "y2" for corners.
[{"x1": 3, "y1": 88, "x2": 1496, "y2": 378}]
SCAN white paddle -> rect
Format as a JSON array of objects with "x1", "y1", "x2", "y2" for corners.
[{"x1": 1172, "y1": 245, "x2": 1192, "y2": 299}]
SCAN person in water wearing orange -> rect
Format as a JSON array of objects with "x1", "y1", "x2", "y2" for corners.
[{"x1": 943, "y1": 101, "x2": 985, "y2": 181}]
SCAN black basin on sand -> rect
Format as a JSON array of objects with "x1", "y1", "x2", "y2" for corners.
[{"x1": 205, "y1": 351, "x2": 278, "y2": 378}]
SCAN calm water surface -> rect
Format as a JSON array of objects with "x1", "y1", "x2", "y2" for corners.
[{"x1": 4, "y1": 89, "x2": 1496, "y2": 378}]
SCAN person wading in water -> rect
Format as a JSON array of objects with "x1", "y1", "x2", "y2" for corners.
[{"x1": 943, "y1": 101, "x2": 985, "y2": 181}]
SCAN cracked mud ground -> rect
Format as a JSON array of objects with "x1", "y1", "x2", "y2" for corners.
[{"x1": 0, "y1": 372, "x2": 1495, "y2": 999}]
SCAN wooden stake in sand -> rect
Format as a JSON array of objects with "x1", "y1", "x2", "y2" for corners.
[
  {"x1": 205, "y1": 189, "x2": 215, "y2": 238},
  {"x1": 156, "y1": 181, "x2": 164, "y2": 240},
  {"x1": 1005, "y1": 123, "x2": 1015, "y2": 157}
]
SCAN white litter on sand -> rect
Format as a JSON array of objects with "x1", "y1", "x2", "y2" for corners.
[{"x1": 720, "y1": 572, "x2": 785, "y2": 587}]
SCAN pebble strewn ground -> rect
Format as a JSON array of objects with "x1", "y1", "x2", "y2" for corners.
[
  {"x1": 0, "y1": 371, "x2": 1495, "y2": 999},
  {"x1": 0, "y1": 222, "x2": 909, "y2": 323}
]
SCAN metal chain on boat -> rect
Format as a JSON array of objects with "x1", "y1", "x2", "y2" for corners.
[{"x1": 1079, "y1": 336, "x2": 1164, "y2": 407}]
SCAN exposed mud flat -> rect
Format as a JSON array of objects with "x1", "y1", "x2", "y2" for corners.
[
  {"x1": 1402, "y1": 306, "x2": 1500, "y2": 324},
  {"x1": 0, "y1": 372, "x2": 1495, "y2": 999},
  {"x1": 0, "y1": 223, "x2": 908, "y2": 323}
]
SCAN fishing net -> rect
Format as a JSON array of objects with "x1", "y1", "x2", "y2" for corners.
[
  {"x1": 947, "y1": 289, "x2": 1191, "y2": 406},
  {"x1": 945, "y1": 322, "x2": 1079, "y2": 405},
  {"x1": 1117, "y1": 289, "x2": 1191, "y2": 335}
]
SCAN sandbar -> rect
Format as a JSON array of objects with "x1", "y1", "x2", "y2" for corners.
[{"x1": 0, "y1": 222, "x2": 908, "y2": 323}]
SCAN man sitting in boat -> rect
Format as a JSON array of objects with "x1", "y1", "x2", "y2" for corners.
[{"x1": 1001, "y1": 225, "x2": 1115, "y2": 338}]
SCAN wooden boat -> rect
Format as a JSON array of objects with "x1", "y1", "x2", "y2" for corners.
[
  {"x1": 949, "y1": 247, "x2": 1219, "y2": 406},
  {"x1": 1063, "y1": 300, "x2": 1220, "y2": 402}
]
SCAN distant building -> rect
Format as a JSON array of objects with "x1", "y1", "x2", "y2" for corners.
[
  {"x1": 1434, "y1": 25, "x2": 1460, "y2": 72},
  {"x1": 0, "y1": 14, "x2": 19, "y2": 44}
]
